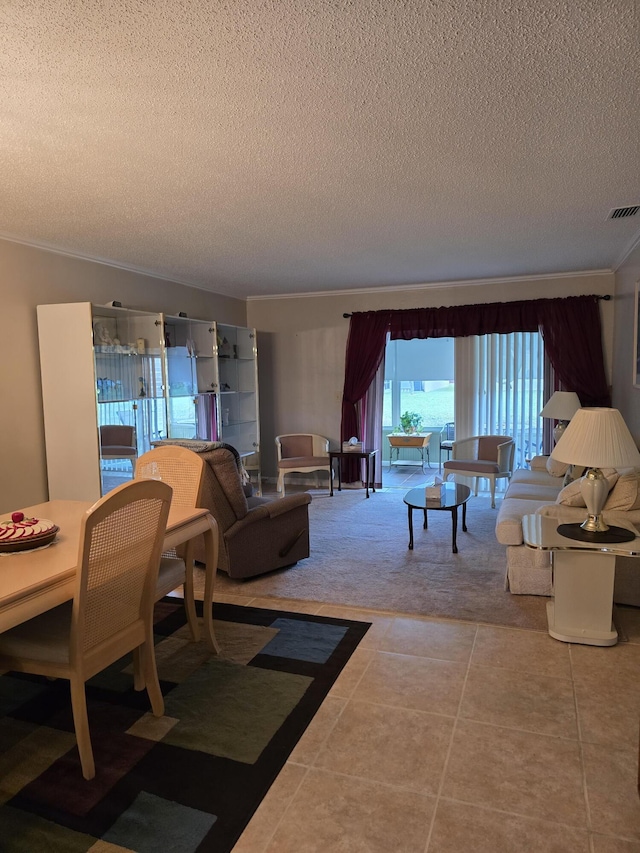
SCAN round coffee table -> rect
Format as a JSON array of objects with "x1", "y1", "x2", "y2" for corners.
[{"x1": 403, "y1": 483, "x2": 471, "y2": 554}]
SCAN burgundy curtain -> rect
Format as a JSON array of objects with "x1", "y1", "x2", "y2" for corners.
[
  {"x1": 537, "y1": 296, "x2": 610, "y2": 407},
  {"x1": 388, "y1": 300, "x2": 539, "y2": 339},
  {"x1": 340, "y1": 295, "x2": 610, "y2": 481},
  {"x1": 340, "y1": 311, "x2": 391, "y2": 480}
]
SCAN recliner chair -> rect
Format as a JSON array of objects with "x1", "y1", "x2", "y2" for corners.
[{"x1": 155, "y1": 442, "x2": 311, "y2": 578}]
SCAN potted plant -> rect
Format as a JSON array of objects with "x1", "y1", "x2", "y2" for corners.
[{"x1": 397, "y1": 411, "x2": 424, "y2": 434}]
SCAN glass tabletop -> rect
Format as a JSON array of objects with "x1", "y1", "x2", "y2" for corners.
[
  {"x1": 403, "y1": 483, "x2": 471, "y2": 510},
  {"x1": 522, "y1": 513, "x2": 640, "y2": 555}
]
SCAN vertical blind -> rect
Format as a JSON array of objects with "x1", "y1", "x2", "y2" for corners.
[{"x1": 456, "y1": 331, "x2": 545, "y2": 470}]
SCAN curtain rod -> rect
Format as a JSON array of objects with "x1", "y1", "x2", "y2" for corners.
[{"x1": 342, "y1": 294, "x2": 611, "y2": 318}]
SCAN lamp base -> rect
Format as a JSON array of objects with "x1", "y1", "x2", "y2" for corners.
[
  {"x1": 557, "y1": 523, "x2": 635, "y2": 544},
  {"x1": 552, "y1": 421, "x2": 569, "y2": 444}
]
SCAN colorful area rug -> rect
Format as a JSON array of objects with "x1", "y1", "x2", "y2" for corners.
[{"x1": 0, "y1": 599, "x2": 370, "y2": 852}]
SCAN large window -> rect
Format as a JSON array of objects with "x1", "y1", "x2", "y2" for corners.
[
  {"x1": 383, "y1": 338, "x2": 454, "y2": 430},
  {"x1": 382, "y1": 332, "x2": 545, "y2": 471}
]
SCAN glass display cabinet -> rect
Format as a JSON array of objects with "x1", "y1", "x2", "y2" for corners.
[
  {"x1": 37, "y1": 304, "x2": 262, "y2": 501},
  {"x1": 214, "y1": 323, "x2": 261, "y2": 490},
  {"x1": 37, "y1": 302, "x2": 165, "y2": 501},
  {"x1": 93, "y1": 306, "x2": 166, "y2": 464},
  {"x1": 163, "y1": 315, "x2": 217, "y2": 441}
]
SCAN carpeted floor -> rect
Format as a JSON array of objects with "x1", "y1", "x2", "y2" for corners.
[
  {"x1": 0, "y1": 600, "x2": 369, "y2": 853},
  {"x1": 213, "y1": 489, "x2": 549, "y2": 631}
]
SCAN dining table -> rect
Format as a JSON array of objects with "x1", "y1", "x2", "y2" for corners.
[{"x1": 0, "y1": 499, "x2": 220, "y2": 652}]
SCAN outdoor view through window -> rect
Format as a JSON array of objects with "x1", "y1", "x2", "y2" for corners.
[
  {"x1": 383, "y1": 337, "x2": 454, "y2": 432},
  {"x1": 383, "y1": 334, "x2": 545, "y2": 472}
]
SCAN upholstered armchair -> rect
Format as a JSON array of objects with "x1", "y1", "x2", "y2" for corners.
[
  {"x1": 99, "y1": 424, "x2": 137, "y2": 470},
  {"x1": 176, "y1": 444, "x2": 311, "y2": 578},
  {"x1": 275, "y1": 433, "x2": 332, "y2": 496},
  {"x1": 443, "y1": 435, "x2": 515, "y2": 508}
]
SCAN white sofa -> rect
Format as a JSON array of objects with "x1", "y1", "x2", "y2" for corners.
[{"x1": 496, "y1": 456, "x2": 640, "y2": 603}]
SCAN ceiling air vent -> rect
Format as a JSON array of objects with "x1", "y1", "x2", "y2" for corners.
[{"x1": 608, "y1": 205, "x2": 640, "y2": 220}]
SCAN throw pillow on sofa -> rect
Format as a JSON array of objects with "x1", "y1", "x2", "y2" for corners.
[
  {"x1": 546, "y1": 456, "x2": 569, "y2": 477},
  {"x1": 556, "y1": 470, "x2": 620, "y2": 506},
  {"x1": 545, "y1": 457, "x2": 586, "y2": 485},
  {"x1": 562, "y1": 465, "x2": 587, "y2": 487},
  {"x1": 603, "y1": 471, "x2": 640, "y2": 511},
  {"x1": 556, "y1": 478, "x2": 587, "y2": 506}
]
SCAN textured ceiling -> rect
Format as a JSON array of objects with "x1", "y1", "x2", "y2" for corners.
[{"x1": 1, "y1": 1, "x2": 639, "y2": 299}]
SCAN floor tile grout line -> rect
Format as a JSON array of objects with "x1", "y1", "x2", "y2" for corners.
[
  {"x1": 218, "y1": 592, "x2": 640, "y2": 646},
  {"x1": 238, "y1": 612, "x2": 378, "y2": 851},
  {"x1": 283, "y1": 762, "x2": 440, "y2": 798},
  {"x1": 423, "y1": 632, "x2": 593, "y2": 848},
  {"x1": 422, "y1": 623, "x2": 480, "y2": 853},
  {"x1": 371, "y1": 647, "x2": 477, "y2": 666},
  {"x1": 467, "y1": 656, "x2": 577, "y2": 683},
  {"x1": 434, "y1": 793, "x2": 596, "y2": 834},
  {"x1": 258, "y1": 763, "x2": 312, "y2": 853},
  {"x1": 223, "y1": 592, "x2": 550, "y2": 635},
  {"x1": 308, "y1": 644, "x2": 377, "y2": 749},
  {"x1": 328, "y1": 681, "x2": 585, "y2": 744},
  {"x1": 569, "y1": 642, "x2": 596, "y2": 847},
  {"x1": 328, "y1": 694, "x2": 461, "y2": 723},
  {"x1": 445, "y1": 714, "x2": 584, "y2": 744},
  {"x1": 283, "y1": 627, "x2": 464, "y2": 849}
]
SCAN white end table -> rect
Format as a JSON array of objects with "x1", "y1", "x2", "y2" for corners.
[{"x1": 522, "y1": 514, "x2": 640, "y2": 646}]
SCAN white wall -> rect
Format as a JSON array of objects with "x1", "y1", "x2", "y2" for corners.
[
  {"x1": 247, "y1": 272, "x2": 615, "y2": 480},
  {"x1": 611, "y1": 241, "x2": 640, "y2": 440},
  {"x1": 0, "y1": 239, "x2": 246, "y2": 512}
]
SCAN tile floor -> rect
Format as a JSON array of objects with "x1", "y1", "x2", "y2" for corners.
[
  {"x1": 130, "y1": 456, "x2": 640, "y2": 850},
  {"x1": 224, "y1": 464, "x2": 640, "y2": 851},
  {"x1": 220, "y1": 590, "x2": 640, "y2": 852}
]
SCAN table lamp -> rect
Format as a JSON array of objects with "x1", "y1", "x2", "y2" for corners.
[
  {"x1": 540, "y1": 391, "x2": 582, "y2": 443},
  {"x1": 550, "y1": 407, "x2": 640, "y2": 543}
]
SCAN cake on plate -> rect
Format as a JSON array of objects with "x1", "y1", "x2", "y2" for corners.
[{"x1": 0, "y1": 512, "x2": 58, "y2": 551}]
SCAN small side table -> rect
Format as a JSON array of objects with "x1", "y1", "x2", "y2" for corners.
[
  {"x1": 329, "y1": 449, "x2": 378, "y2": 498},
  {"x1": 522, "y1": 514, "x2": 640, "y2": 646},
  {"x1": 388, "y1": 434, "x2": 432, "y2": 472},
  {"x1": 403, "y1": 483, "x2": 471, "y2": 554}
]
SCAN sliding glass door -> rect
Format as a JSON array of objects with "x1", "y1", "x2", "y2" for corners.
[
  {"x1": 455, "y1": 331, "x2": 545, "y2": 469},
  {"x1": 381, "y1": 331, "x2": 546, "y2": 474}
]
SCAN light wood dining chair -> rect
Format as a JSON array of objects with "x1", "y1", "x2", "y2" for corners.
[
  {"x1": 0, "y1": 479, "x2": 172, "y2": 780},
  {"x1": 135, "y1": 445, "x2": 206, "y2": 642}
]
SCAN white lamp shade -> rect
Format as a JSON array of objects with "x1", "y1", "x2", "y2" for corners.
[
  {"x1": 551, "y1": 408, "x2": 640, "y2": 469},
  {"x1": 539, "y1": 391, "x2": 581, "y2": 421}
]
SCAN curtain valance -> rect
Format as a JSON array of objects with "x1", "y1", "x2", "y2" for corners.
[{"x1": 340, "y1": 295, "x2": 611, "y2": 465}]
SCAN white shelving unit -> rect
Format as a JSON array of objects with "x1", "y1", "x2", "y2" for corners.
[
  {"x1": 38, "y1": 302, "x2": 165, "y2": 501},
  {"x1": 37, "y1": 304, "x2": 262, "y2": 500}
]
